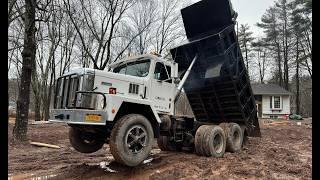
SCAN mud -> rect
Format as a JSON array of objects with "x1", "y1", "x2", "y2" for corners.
[{"x1": 8, "y1": 119, "x2": 312, "y2": 179}]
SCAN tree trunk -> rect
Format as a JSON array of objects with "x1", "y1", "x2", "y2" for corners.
[
  {"x1": 276, "y1": 42, "x2": 283, "y2": 87},
  {"x1": 295, "y1": 36, "x2": 300, "y2": 114},
  {"x1": 34, "y1": 95, "x2": 41, "y2": 121},
  {"x1": 261, "y1": 52, "x2": 266, "y2": 84},
  {"x1": 44, "y1": 71, "x2": 54, "y2": 121},
  {"x1": 244, "y1": 43, "x2": 248, "y2": 72},
  {"x1": 13, "y1": 0, "x2": 36, "y2": 142},
  {"x1": 31, "y1": 67, "x2": 41, "y2": 121},
  {"x1": 300, "y1": 41, "x2": 312, "y2": 79}
]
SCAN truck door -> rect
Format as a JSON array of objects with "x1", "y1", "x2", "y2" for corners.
[{"x1": 151, "y1": 62, "x2": 175, "y2": 114}]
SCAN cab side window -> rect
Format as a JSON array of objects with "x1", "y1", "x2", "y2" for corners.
[{"x1": 154, "y1": 62, "x2": 172, "y2": 83}]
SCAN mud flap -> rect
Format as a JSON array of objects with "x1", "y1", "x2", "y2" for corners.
[{"x1": 248, "y1": 117, "x2": 261, "y2": 137}]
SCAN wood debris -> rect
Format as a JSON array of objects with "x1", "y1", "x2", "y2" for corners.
[{"x1": 30, "y1": 141, "x2": 61, "y2": 149}]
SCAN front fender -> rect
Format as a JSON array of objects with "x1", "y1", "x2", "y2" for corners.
[{"x1": 107, "y1": 95, "x2": 161, "y2": 123}]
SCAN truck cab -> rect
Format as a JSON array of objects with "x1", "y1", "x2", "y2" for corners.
[{"x1": 51, "y1": 54, "x2": 178, "y2": 124}]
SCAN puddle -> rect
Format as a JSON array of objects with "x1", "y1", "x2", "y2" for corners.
[
  {"x1": 8, "y1": 174, "x2": 57, "y2": 180},
  {"x1": 143, "y1": 158, "x2": 154, "y2": 164}
]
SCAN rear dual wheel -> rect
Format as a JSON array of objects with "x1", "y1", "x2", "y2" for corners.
[
  {"x1": 225, "y1": 123, "x2": 243, "y2": 153},
  {"x1": 195, "y1": 125, "x2": 226, "y2": 157}
]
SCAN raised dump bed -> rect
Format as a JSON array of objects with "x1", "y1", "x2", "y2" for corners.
[{"x1": 170, "y1": 0, "x2": 260, "y2": 137}]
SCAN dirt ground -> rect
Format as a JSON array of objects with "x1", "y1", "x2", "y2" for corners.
[{"x1": 8, "y1": 119, "x2": 312, "y2": 180}]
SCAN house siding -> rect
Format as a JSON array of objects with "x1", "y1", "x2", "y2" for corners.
[{"x1": 261, "y1": 95, "x2": 290, "y2": 118}]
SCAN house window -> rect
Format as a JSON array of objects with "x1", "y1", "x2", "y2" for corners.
[
  {"x1": 274, "y1": 96, "x2": 281, "y2": 109},
  {"x1": 269, "y1": 96, "x2": 282, "y2": 109}
]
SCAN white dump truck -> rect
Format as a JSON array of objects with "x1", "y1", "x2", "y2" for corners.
[{"x1": 50, "y1": 0, "x2": 260, "y2": 167}]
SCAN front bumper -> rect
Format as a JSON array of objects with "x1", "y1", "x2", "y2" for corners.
[{"x1": 49, "y1": 109, "x2": 108, "y2": 125}]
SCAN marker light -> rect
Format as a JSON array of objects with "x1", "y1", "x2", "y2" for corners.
[{"x1": 109, "y1": 87, "x2": 117, "y2": 94}]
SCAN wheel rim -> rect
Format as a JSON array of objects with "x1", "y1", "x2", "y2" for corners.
[
  {"x1": 125, "y1": 125, "x2": 147, "y2": 153},
  {"x1": 213, "y1": 133, "x2": 223, "y2": 154}
]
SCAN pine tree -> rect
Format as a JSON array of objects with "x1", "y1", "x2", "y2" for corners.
[{"x1": 257, "y1": 7, "x2": 283, "y2": 87}]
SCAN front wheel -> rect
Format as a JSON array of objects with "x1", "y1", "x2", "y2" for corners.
[
  {"x1": 109, "y1": 114, "x2": 154, "y2": 167},
  {"x1": 69, "y1": 127, "x2": 104, "y2": 153}
]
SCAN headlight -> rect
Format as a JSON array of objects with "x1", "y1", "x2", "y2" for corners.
[{"x1": 100, "y1": 99, "x2": 106, "y2": 109}]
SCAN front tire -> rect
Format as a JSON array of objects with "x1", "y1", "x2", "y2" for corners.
[
  {"x1": 109, "y1": 114, "x2": 154, "y2": 167},
  {"x1": 69, "y1": 127, "x2": 104, "y2": 153}
]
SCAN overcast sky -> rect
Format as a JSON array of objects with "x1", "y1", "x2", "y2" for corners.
[
  {"x1": 189, "y1": 0, "x2": 276, "y2": 38},
  {"x1": 232, "y1": 0, "x2": 275, "y2": 37}
]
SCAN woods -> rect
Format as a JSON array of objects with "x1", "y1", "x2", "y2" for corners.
[
  {"x1": 8, "y1": 0, "x2": 189, "y2": 142},
  {"x1": 238, "y1": 0, "x2": 312, "y2": 117},
  {"x1": 8, "y1": 0, "x2": 312, "y2": 142}
]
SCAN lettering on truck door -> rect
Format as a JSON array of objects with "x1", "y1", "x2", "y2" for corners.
[{"x1": 151, "y1": 62, "x2": 174, "y2": 113}]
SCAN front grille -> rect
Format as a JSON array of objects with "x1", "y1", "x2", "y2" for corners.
[{"x1": 54, "y1": 73, "x2": 95, "y2": 109}]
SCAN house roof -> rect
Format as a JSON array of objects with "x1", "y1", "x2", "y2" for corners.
[{"x1": 251, "y1": 84, "x2": 292, "y2": 95}]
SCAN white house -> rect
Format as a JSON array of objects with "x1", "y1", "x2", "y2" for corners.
[{"x1": 251, "y1": 84, "x2": 292, "y2": 119}]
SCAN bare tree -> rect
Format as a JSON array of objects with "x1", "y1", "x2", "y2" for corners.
[
  {"x1": 63, "y1": 0, "x2": 143, "y2": 70},
  {"x1": 126, "y1": 0, "x2": 157, "y2": 55},
  {"x1": 238, "y1": 24, "x2": 254, "y2": 73},
  {"x1": 8, "y1": 0, "x2": 25, "y2": 28},
  {"x1": 58, "y1": 14, "x2": 77, "y2": 75},
  {"x1": 8, "y1": 19, "x2": 24, "y2": 73},
  {"x1": 13, "y1": 0, "x2": 36, "y2": 142},
  {"x1": 152, "y1": 0, "x2": 183, "y2": 55},
  {"x1": 252, "y1": 39, "x2": 268, "y2": 84}
]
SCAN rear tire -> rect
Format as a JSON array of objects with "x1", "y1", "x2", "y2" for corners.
[
  {"x1": 109, "y1": 114, "x2": 154, "y2": 167},
  {"x1": 69, "y1": 127, "x2": 104, "y2": 153},
  {"x1": 226, "y1": 123, "x2": 243, "y2": 152},
  {"x1": 203, "y1": 125, "x2": 226, "y2": 157},
  {"x1": 195, "y1": 125, "x2": 211, "y2": 156}
]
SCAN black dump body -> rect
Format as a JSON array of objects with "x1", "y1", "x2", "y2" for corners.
[{"x1": 170, "y1": 0, "x2": 260, "y2": 137}]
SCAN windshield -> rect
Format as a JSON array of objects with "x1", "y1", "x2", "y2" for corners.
[{"x1": 113, "y1": 59, "x2": 150, "y2": 77}]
